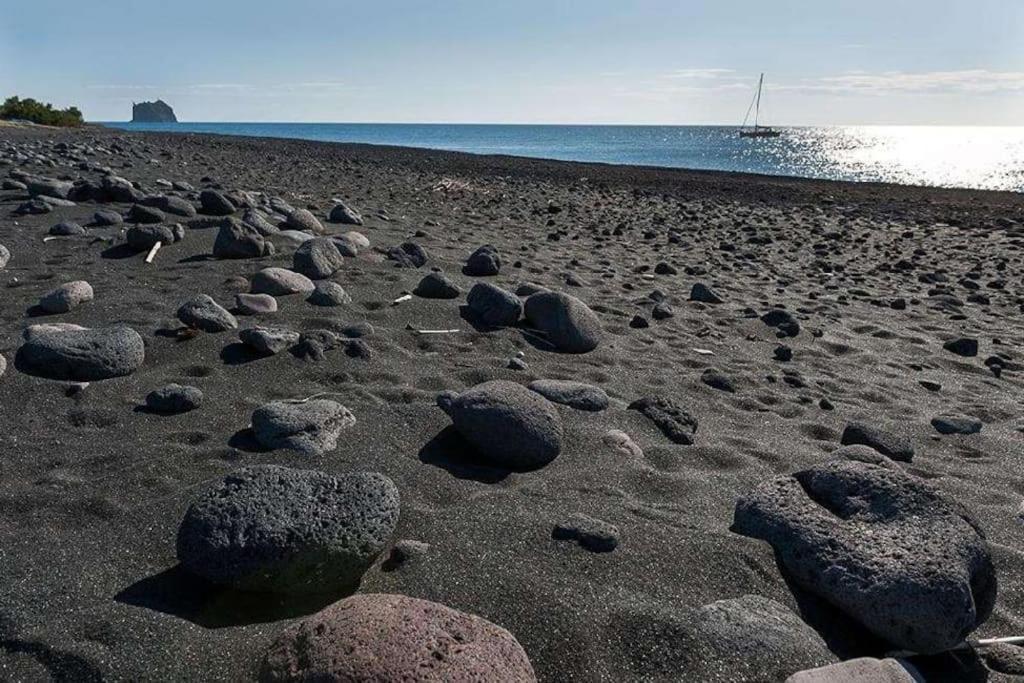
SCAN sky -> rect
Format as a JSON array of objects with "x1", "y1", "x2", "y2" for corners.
[{"x1": 1, "y1": 0, "x2": 1022, "y2": 125}]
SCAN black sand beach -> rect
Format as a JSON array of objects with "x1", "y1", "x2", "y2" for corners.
[{"x1": 1, "y1": 124, "x2": 1024, "y2": 681}]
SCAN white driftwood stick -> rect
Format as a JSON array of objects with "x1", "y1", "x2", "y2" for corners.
[
  {"x1": 392, "y1": 294, "x2": 412, "y2": 305},
  {"x1": 144, "y1": 241, "x2": 162, "y2": 264},
  {"x1": 411, "y1": 328, "x2": 461, "y2": 335}
]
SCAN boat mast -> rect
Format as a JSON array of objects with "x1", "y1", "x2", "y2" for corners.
[{"x1": 754, "y1": 73, "x2": 763, "y2": 130}]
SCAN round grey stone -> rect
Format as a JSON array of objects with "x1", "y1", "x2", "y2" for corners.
[
  {"x1": 234, "y1": 293, "x2": 278, "y2": 315},
  {"x1": 466, "y1": 282, "x2": 522, "y2": 327},
  {"x1": 39, "y1": 280, "x2": 94, "y2": 314},
  {"x1": 307, "y1": 281, "x2": 352, "y2": 307},
  {"x1": 437, "y1": 380, "x2": 562, "y2": 470},
  {"x1": 250, "y1": 268, "x2": 315, "y2": 296},
  {"x1": 17, "y1": 325, "x2": 145, "y2": 381},
  {"x1": 146, "y1": 384, "x2": 203, "y2": 414},
  {"x1": 524, "y1": 290, "x2": 602, "y2": 353},
  {"x1": 293, "y1": 237, "x2": 344, "y2": 279}
]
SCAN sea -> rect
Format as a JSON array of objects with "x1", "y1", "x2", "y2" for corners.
[{"x1": 100, "y1": 123, "x2": 1024, "y2": 193}]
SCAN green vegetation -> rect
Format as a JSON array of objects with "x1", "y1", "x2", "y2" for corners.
[{"x1": 0, "y1": 96, "x2": 83, "y2": 127}]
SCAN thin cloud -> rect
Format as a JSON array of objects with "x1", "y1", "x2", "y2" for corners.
[
  {"x1": 779, "y1": 69, "x2": 1024, "y2": 95},
  {"x1": 662, "y1": 68, "x2": 736, "y2": 80}
]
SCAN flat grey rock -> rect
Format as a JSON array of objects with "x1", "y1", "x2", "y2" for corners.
[
  {"x1": 234, "y1": 292, "x2": 277, "y2": 315},
  {"x1": 528, "y1": 379, "x2": 608, "y2": 411},
  {"x1": 239, "y1": 327, "x2": 300, "y2": 355},
  {"x1": 250, "y1": 267, "x2": 315, "y2": 296},
  {"x1": 18, "y1": 325, "x2": 144, "y2": 381},
  {"x1": 146, "y1": 384, "x2": 203, "y2": 414},
  {"x1": 251, "y1": 399, "x2": 356, "y2": 455},
  {"x1": 177, "y1": 294, "x2": 238, "y2": 332}
]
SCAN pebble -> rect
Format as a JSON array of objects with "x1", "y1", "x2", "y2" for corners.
[
  {"x1": 328, "y1": 201, "x2": 363, "y2": 225},
  {"x1": 239, "y1": 327, "x2": 300, "y2": 355},
  {"x1": 414, "y1": 272, "x2": 461, "y2": 299},
  {"x1": 39, "y1": 280, "x2": 93, "y2": 313},
  {"x1": 931, "y1": 415, "x2": 982, "y2": 435},
  {"x1": 145, "y1": 384, "x2": 203, "y2": 414},
  {"x1": 943, "y1": 336, "x2": 978, "y2": 357},
  {"x1": 251, "y1": 399, "x2": 356, "y2": 455},
  {"x1": 528, "y1": 379, "x2": 609, "y2": 411},
  {"x1": 628, "y1": 396, "x2": 698, "y2": 444},
  {"x1": 602, "y1": 429, "x2": 643, "y2": 458},
  {"x1": 553, "y1": 513, "x2": 619, "y2": 552},
  {"x1": 177, "y1": 294, "x2": 238, "y2": 332},
  {"x1": 690, "y1": 282, "x2": 724, "y2": 304},
  {"x1": 49, "y1": 221, "x2": 86, "y2": 237},
  {"x1": 250, "y1": 267, "x2": 315, "y2": 296},
  {"x1": 286, "y1": 208, "x2": 326, "y2": 234},
  {"x1": 387, "y1": 241, "x2": 428, "y2": 268},
  {"x1": 466, "y1": 282, "x2": 522, "y2": 327},
  {"x1": 234, "y1": 292, "x2": 278, "y2": 315}
]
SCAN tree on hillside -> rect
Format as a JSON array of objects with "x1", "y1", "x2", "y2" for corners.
[{"x1": 0, "y1": 96, "x2": 83, "y2": 127}]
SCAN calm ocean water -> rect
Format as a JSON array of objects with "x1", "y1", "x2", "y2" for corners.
[{"x1": 101, "y1": 122, "x2": 1024, "y2": 193}]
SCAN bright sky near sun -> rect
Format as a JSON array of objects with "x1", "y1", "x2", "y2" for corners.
[{"x1": 1, "y1": 0, "x2": 1022, "y2": 125}]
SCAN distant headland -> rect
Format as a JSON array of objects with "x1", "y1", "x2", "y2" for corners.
[{"x1": 131, "y1": 99, "x2": 177, "y2": 123}]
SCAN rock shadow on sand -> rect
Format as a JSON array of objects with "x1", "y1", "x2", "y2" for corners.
[
  {"x1": 227, "y1": 427, "x2": 272, "y2": 453},
  {"x1": 219, "y1": 342, "x2": 266, "y2": 366},
  {"x1": 419, "y1": 425, "x2": 512, "y2": 484},
  {"x1": 0, "y1": 638, "x2": 104, "y2": 682},
  {"x1": 115, "y1": 564, "x2": 355, "y2": 629}
]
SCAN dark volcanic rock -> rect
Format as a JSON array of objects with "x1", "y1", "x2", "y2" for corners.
[
  {"x1": 200, "y1": 189, "x2": 237, "y2": 216},
  {"x1": 260, "y1": 593, "x2": 535, "y2": 681},
  {"x1": 943, "y1": 337, "x2": 979, "y2": 357},
  {"x1": 553, "y1": 513, "x2": 619, "y2": 552},
  {"x1": 251, "y1": 399, "x2": 356, "y2": 455},
  {"x1": 177, "y1": 294, "x2": 238, "y2": 332},
  {"x1": 387, "y1": 241, "x2": 428, "y2": 268},
  {"x1": 328, "y1": 201, "x2": 363, "y2": 225},
  {"x1": 690, "y1": 282, "x2": 724, "y2": 304},
  {"x1": 126, "y1": 223, "x2": 184, "y2": 252},
  {"x1": 177, "y1": 465, "x2": 399, "y2": 593},
  {"x1": 146, "y1": 384, "x2": 203, "y2": 414},
  {"x1": 761, "y1": 308, "x2": 801, "y2": 337},
  {"x1": 49, "y1": 221, "x2": 86, "y2": 237},
  {"x1": 524, "y1": 290, "x2": 603, "y2": 353},
  {"x1": 629, "y1": 396, "x2": 698, "y2": 444},
  {"x1": 466, "y1": 282, "x2": 522, "y2": 327},
  {"x1": 132, "y1": 99, "x2": 177, "y2": 122},
  {"x1": 840, "y1": 421, "x2": 914, "y2": 462},
  {"x1": 465, "y1": 244, "x2": 502, "y2": 276},
  {"x1": 213, "y1": 218, "x2": 273, "y2": 259},
  {"x1": 437, "y1": 380, "x2": 563, "y2": 470},
  {"x1": 528, "y1": 379, "x2": 609, "y2": 411},
  {"x1": 414, "y1": 272, "x2": 461, "y2": 299},
  {"x1": 293, "y1": 237, "x2": 344, "y2": 279},
  {"x1": 931, "y1": 415, "x2": 982, "y2": 435},
  {"x1": 18, "y1": 325, "x2": 145, "y2": 381},
  {"x1": 732, "y1": 459, "x2": 996, "y2": 654}
]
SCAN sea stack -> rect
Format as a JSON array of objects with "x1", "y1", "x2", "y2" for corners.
[{"x1": 131, "y1": 99, "x2": 177, "y2": 123}]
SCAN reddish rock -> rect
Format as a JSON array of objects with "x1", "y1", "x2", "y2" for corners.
[{"x1": 260, "y1": 593, "x2": 536, "y2": 682}]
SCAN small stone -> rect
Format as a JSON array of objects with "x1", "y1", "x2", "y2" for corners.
[
  {"x1": 234, "y1": 293, "x2": 278, "y2": 315},
  {"x1": 762, "y1": 308, "x2": 801, "y2": 337},
  {"x1": 328, "y1": 201, "x2": 363, "y2": 225},
  {"x1": 774, "y1": 345, "x2": 793, "y2": 362},
  {"x1": 466, "y1": 282, "x2": 522, "y2": 327},
  {"x1": 177, "y1": 294, "x2": 238, "y2": 332},
  {"x1": 690, "y1": 282, "x2": 724, "y2": 304},
  {"x1": 414, "y1": 272, "x2": 461, "y2": 299},
  {"x1": 553, "y1": 513, "x2": 619, "y2": 552},
  {"x1": 465, "y1": 244, "x2": 501, "y2": 276},
  {"x1": 251, "y1": 399, "x2": 356, "y2": 455},
  {"x1": 602, "y1": 429, "x2": 643, "y2": 458},
  {"x1": 39, "y1": 281, "x2": 93, "y2": 314},
  {"x1": 146, "y1": 384, "x2": 203, "y2": 414},
  {"x1": 931, "y1": 415, "x2": 982, "y2": 435},
  {"x1": 250, "y1": 267, "x2": 315, "y2": 296},
  {"x1": 652, "y1": 302, "x2": 674, "y2": 320},
  {"x1": 943, "y1": 337, "x2": 978, "y2": 357},
  {"x1": 0, "y1": 245, "x2": 8, "y2": 270},
  {"x1": 127, "y1": 204, "x2": 165, "y2": 224},
  {"x1": 528, "y1": 379, "x2": 609, "y2": 411},
  {"x1": 654, "y1": 261, "x2": 677, "y2": 275},
  {"x1": 387, "y1": 242, "x2": 428, "y2": 268},
  {"x1": 701, "y1": 368, "x2": 735, "y2": 393},
  {"x1": 92, "y1": 210, "x2": 122, "y2": 227},
  {"x1": 49, "y1": 221, "x2": 86, "y2": 237},
  {"x1": 239, "y1": 327, "x2": 300, "y2": 355},
  {"x1": 307, "y1": 281, "x2": 352, "y2": 306},
  {"x1": 840, "y1": 421, "x2": 914, "y2": 462},
  {"x1": 629, "y1": 396, "x2": 698, "y2": 444},
  {"x1": 286, "y1": 208, "x2": 326, "y2": 234}
]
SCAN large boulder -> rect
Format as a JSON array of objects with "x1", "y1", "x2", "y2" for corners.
[
  {"x1": 213, "y1": 218, "x2": 273, "y2": 259},
  {"x1": 292, "y1": 237, "x2": 344, "y2": 279},
  {"x1": 260, "y1": 594, "x2": 536, "y2": 682},
  {"x1": 17, "y1": 325, "x2": 144, "y2": 381},
  {"x1": 251, "y1": 399, "x2": 356, "y2": 455},
  {"x1": 176, "y1": 465, "x2": 399, "y2": 593},
  {"x1": 177, "y1": 295, "x2": 238, "y2": 332},
  {"x1": 524, "y1": 290, "x2": 602, "y2": 353},
  {"x1": 466, "y1": 282, "x2": 522, "y2": 327},
  {"x1": 732, "y1": 459, "x2": 996, "y2": 654},
  {"x1": 250, "y1": 267, "x2": 315, "y2": 296},
  {"x1": 437, "y1": 380, "x2": 562, "y2": 470}
]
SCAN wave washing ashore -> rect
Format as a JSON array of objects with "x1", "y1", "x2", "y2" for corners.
[
  {"x1": 2, "y1": 124, "x2": 1024, "y2": 681},
  {"x1": 103, "y1": 121, "x2": 1024, "y2": 193}
]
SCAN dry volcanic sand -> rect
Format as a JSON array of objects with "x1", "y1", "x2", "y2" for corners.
[{"x1": 0, "y1": 125, "x2": 1023, "y2": 681}]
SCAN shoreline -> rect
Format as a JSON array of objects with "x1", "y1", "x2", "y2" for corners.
[
  {"x1": 1, "y1": 124, "x2": 1023, "y2": 681},
  {"x1": 94, "y1": 123, "x2": 1024, "y2": 199}
]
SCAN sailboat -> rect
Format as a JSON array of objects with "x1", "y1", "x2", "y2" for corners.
[{"x1": 739, "y1": 73, "x2": 781, "y2": 138}]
